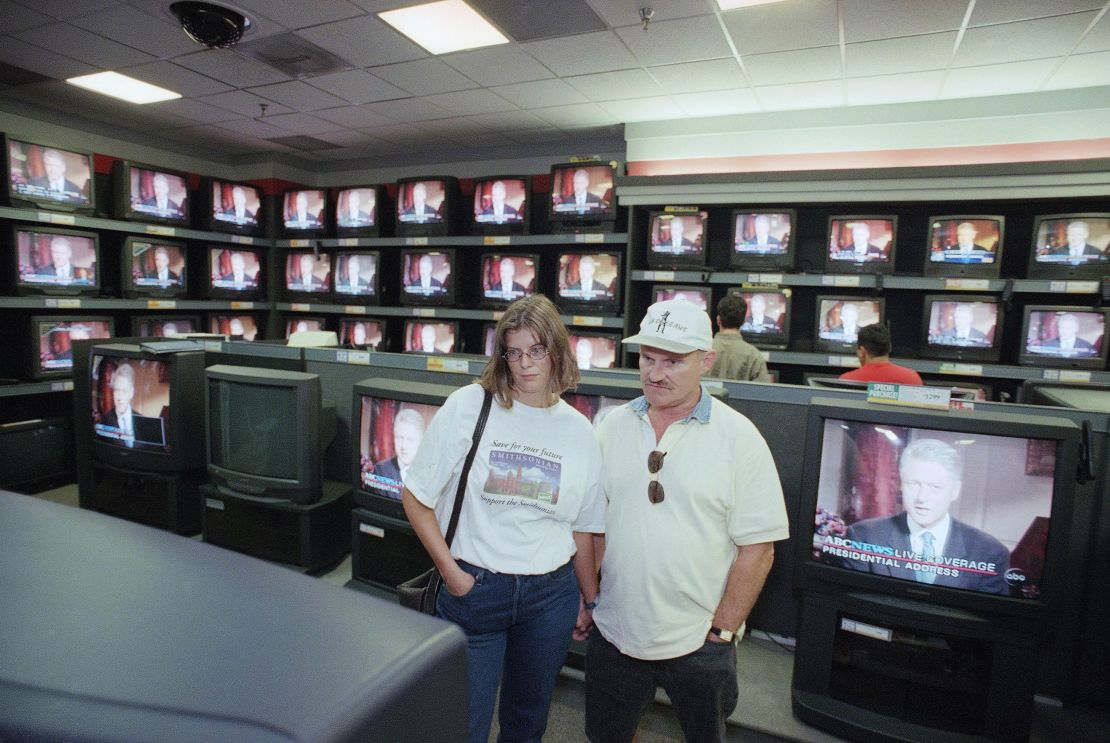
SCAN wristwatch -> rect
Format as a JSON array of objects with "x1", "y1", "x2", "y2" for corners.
[
  {"x1": 583, "y1": 596, "x2": 599, "y2": 610},
  {"x1": 709, "y1": 626, "x2": 735, "y2": 642}
]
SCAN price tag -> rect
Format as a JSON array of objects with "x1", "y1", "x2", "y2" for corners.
[
  {"x1": 346, "y1": 351, "x2": 370, "y2": 365},
  {"x1": 759, "y1": 351, "x2": 770, "y2": 361},
  {"x1": 360, "y1": 523, "x2": 385, "y2": 538},
  {"x1": 938, "y1": 362, "x2": 983, "y2": 376},
  {"x1": 491, "y1": 311, "x2": 505, "y2": 321},
  {"x1": 840, "y1": 618, "x2": 892, "y2": 642},
  {"x1": 833, "y1": 275, "x2": 861, "y2": 287},
  {"x1": 943, "y1": 278, "x2": 990, "y2": 291},
  {"x1": 338, "y1": 237, "x2": 360, "y2": 247},
  {"x1": 50, "y1": 380, "x2": 74, "y2": 392},
  {"x1": 231, "y1": 235, "x2": 254, "y2": 245},
  {"x1": 290, "y1": 303, "x2": 311, "y2": 312},
  {"x1": 406, "y1": 237, "x2": 429, "y2": 246},
  {"x1": 572, "y1": 315, "x2": 604, "y2": 327},
  {"x1": 230, "y1": 301, "x2": 254, "y2": 310},
  {"x1": 145, "y1": 225, "x2": 175, "y2": 236},
  {"x1": 1050, "y1": 370, "x2": 1092, "y2": 383},
  {"x1": 38, "y1": 211, "x2": 75, "y2": 225},
  {"x1": 344, "y1": 305, "x2": 368, "y2": 315},
  {"x1": 288, "y1": 239, "x2": 311, "y2": 248},
  {"x1": 205, "y1": 498, "x2": 225, "y2": 511},
  {"x1": 1048, "y1": 281, "x2": 1067, "y2": 293},
  {"x1": 827, "y1": 355, "x2": 860, "y2": 368},
  {"x1": 147, "y1": 299, "x2": 176, "y2": 309},
  {"x1": 45, "y1": 298, "x2": 82, "y2": 309},
  {"x1": 575, "y1": 233, "x2": 605, "y2": 243},
  {"x1": 1065, "y1": 281, "x2": 1099, "y2": 294},
  {"x1": 413, "y1": 308, "x2": 436, "y2": 318},
  {"x1": 652, "y1": 271, "x2": 675, "y2": 282},
  {"x1": 867, "y1": 382, "x2": 951, "y2": 410},
  {"x1": 748, "y1": 273, "x2": 783, "y2": 285},
  {"x1": 426, "y1": 356, "x2": 469, "y2": 373},
  {"x1": 483, "y1": 235, "x2": 511, "y2": 246},
  {"x1": 203, "y1": 341, "x2": 223, "y2": 353}
]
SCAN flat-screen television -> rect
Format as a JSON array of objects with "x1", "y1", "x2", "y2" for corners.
[
  {"x1": 202, "y1": 178, "x2": 263, "y2": 237},
  {"x1": 472, "y1": 175, "x2": 529, "y2": 234},
  {"x1": 1027, "y1": 213, "x2": 1110, "y2": 279},
  {"x1": 797, "y1": 397, "x2": 1080, "y2": 619},
  {"x1": 333, "y1": 251, "x2": 380, "y2": 305},
  {"x1": 352, "y1": 378, "x2": 464, "y2": 519},
  {"x1": 395, "y1": 176, "x2": 459, "y2": 237},
  {"x1": 206, "y1": 246, "x2": 264, "y2": 301},
  {"x1": 3, "y1": 135, "x2": 94, "y2": 213},
  {"x1": 284, "y1": 250, "x2": 332, "y2": 303},
  {"x1": 730, "y1": 287, "x2": 792, "y2": 351},
  {"x1": 730, "y1": 210, "x2": 795, "y2": 271},
  {"x1": 646, "y1": 210, "x2": 708, "y2": 270},
  {"x1": 285, "y1": 316, "x2": 327, "y2": 339},
  {"x1": 826, "y1": 215, "x2": 897, "y2": 275},
  {"x1": 338, "y1": 319, "x2": 386, "y2": 351},
  {"x1": 399, "y1": 249, "x2": 454, "y2": 307},
  {"x1": 924, "y1": 215, "x2": 1004, "y2": 278},
  {"x1": 281, "y1": 189, "x2": 328, "y2": 238},
  {"x1": 402, "y1": 319, "x2": 458, "y2": 354},
  {"x1": 548, "y1": 161, "x2": 616, "y2": 231},
  {"x1": 814, "y1": 295, "x2": 884, "y2": 354},
  {"x1": 132, "y1": 315, "x2": 201, "y2": 338},
  {"x1": 556, "y1": 251, "x2": 621, "y2": 315},
  {"x1": 209, "y1": 314, "x2": 260, "y2": 341},
  {"x1": 11, "y1": 225, "x2": 100, "y2": 297},
  {"x1": 112, "y1": 161, "x2": 191, "y2": 227},
  {"x1": 1019, "y1": 305, "x2": 1109, "y2": 370},
  {"x1": 921, "y1": 294, "x2": 1003, "y2": 363},
  {"x1": 30, "y1": 316, "x2": 112, "y2": 379},
  {"x1": 122, "y1": 237, "x2": 188, "y2": 299},
  {"x1": 206, "y1": 365, "x2": 337, "y2": 505},
  {"x1": 333, "y1": 185, "x2": 382, "y2": 238},
  {"x1": 652, "y1": 284, "x2": 710, "y2": 312},
  {"x1": 479, "y1": 252, "x2": 538, "y2": 308},
  {"x1": 90, "y1": 343, "x2": 207, "y2": 473},
  {"x1": 569, "y1": 331, "x2": 620, "y2": 371}
]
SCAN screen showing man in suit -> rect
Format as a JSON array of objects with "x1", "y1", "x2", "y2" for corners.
[
  {"x1": 734, "y1": 212, "x2": 790, "y2": 254},
  {"x1": 829, "y1": 219, "x2": 893, "y2": 262},
  {"x1": 474, "y1": 179, "x2": 525, "y2": 224},
  {"x1": 551, "y1": 165, "x2": 612, "y2": 214},
  {"x1": 739, "y1": 292, "x2": 786, "y2": 335},
  {"x1": 928, "y1": 302, "x2": 996, "y2": 348},
  {"x1": 335, "y1": 253, "x2": 376, "y2": 296},
  {"x1": 650, "y1": 214, "x2": 704, "y2": 255},
  {"x1": 18, "y1": 146, "x2": 91, "y2": 204},
  {"x1": 1025, "y1": 310, "x2": 1104, "y2": 359},
  {"x1": 559, "y1": 254, "x2": 617, "y2": 302},
  {"x1": 928, "y1": 219, "x2": 999, "y2": 264},
  {"x1": 1034, "y1": 217, "x2": 1110, "y2": 264},
  {"x1": 132, "y1": 242, "x2": 185, "y2": 288},
  {"x1": 21, "y1": 233, "x2": 96, "y2": 286},
  {"x1": 397, "y1": 181, "x2": 444, "y2": 224},
  {"x1": 359, "y1": 399, "x2": 440, "y2": 500},
  {"x1": 653, "y1": 287, "x2": 709, "y2": 311},
  {"x1": 285, "y1": 252, "x2": 330, "y2": 293},
  {"x1": 337, "y1": 188, "x2": 376, "y2": 227},
  {"x1": 809, "y1": 422, "x2": 1056, "y2": 597},
  {"x1": 403, "y1": 253, "x2": 450, "y2": 296},
  {"x1": 211, "y1": 249, "x2": 260, "y2": 290},
  {"x1": 483, "y1": 255, "x2": 533, "y2": 301},
  {"x1": 91, "y1": 357, "x2": 168, "y2": 451},
  {"x1": 214, "y1": 184, "x2": 259, "y2": 226},
  {"x1": 132, "y1": 170, "x2": 187, "y2": 219}
]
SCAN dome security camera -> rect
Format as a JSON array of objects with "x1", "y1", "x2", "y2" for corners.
[{"x1": 170, "y1": 1, "x2": 251, "y2": 49}]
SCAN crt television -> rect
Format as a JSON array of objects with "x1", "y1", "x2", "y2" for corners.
[
  {"x1": 112, "y1": 161, "x2": 191, "y2": 227},
  {"x1": 30, "y1": 315, "x2": 112, "y2": 380},
  {"x1": 396, "y1": 176, "x2": 459, "y2": 237},
  {"x1": 403, "y1": 319, "x2": 458, "y2": 354},
  {"x1": 206, "y1": 365, "x2": 337, "y2": 505},
  {"x1": 472, "y1": 175, "x2": 529, "y2": 234},
  {"x1": 479, "y1": 252, "x2": 538, "y2": 308},
  {"x1": 339, "y1": 319, "x2": 386, "y2": 351},
  {"x1": 90, "y1": 343, "x2": 207, "y2": 473},
  {"x1": 556, "y1": 251, "x2": 622, "y2": 315},
  {"x1": 281, "y1": 189, "x2": 328, "y2": 238},
  {"x1": 203, "y1": 178, "x2": 264, "y2": 237},
  {"x1": 646, "y1": 210, "x2": 708, "y2": 270},
  {"x1": 568, "y1": 331, "x2": 620, "y2": 371},
  {"x1": 730, "y1": 287, "x2": 792, "y2": 351},
  {"x1": 924, "y1": 215, "x2": 1004, "y2": 278},
  {"x1": 284, "y1": 316, "x2": 326, "y2": 339},
  {"x1": 730, "y1": 210, "x2": 796, "y2": 271},
  {"x1": 1027, "y1": 213, "x2": 1110, "y2": 279},
  {"x1": 920, "y1": 294, "x2": 1003, "y2": 364},
  {"x1": 122, "y1": 237, "x2": 187, "y2": 299},
  {"x1": 1019, "y1": 305, "x2": 1108, "y2": 370},
  {"x1": 814, "y1": 295, "x2": 884, "y2": 354},
  {"x1": 826, "y1": 215, "x2": 897, "y2": 275},
  {"x1": 3, "y1": 134, "x2": 94, "y2": 213},
  {"x1": 11, "y1": 224, "x2": 100, "y2": 297},
  {"x1": 796, "y1": 397, "x2": 1080, "y2": 619},
  {"x1": 652, "y1": 284, "x2": 710, "y2": 311},
  {"x1": 549, "y1": 161, "x2": 616, "y2": 231},
  {"x1": 132, "y1": 315, "x2": 201, "y2": 338},
  {"x1": 333, "y1": 185, "x2": 382, "y2": 238},
  {"x1": 333, "y1": 251, "x2": 380, "y2": 305},
  {"x1": 209, "y1": 314, "x2": 260, "y2": 341},
  {"x1": 400, "y1": 249, "x2": 455, "y2": 307},
  {"x1": 284, "y1": 250, "x2": 332, "y2": 303},
  {"x1": 206, "y1": 246, "x2": 264, "y2": 301}
]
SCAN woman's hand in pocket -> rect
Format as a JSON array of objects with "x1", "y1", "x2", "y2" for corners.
[{"x1": 445, "y1": 568, "x2": 476, "y2": 597}]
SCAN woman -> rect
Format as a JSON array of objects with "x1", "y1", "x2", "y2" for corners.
[{"x1": 402, "y1": 294, "x2": 604, "y2": 743}]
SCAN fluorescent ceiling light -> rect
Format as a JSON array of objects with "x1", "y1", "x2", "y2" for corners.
[
  {"x1": 379, "y1": 0, "x2": 509, "y2": 55},
  {"x1": 717, "y1": 0, "x2": 790, "y2": 9},
  {"x1": 66, "y1": 71, "x2": 180, "y2": 104}
]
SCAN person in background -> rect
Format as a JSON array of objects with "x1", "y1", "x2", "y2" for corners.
[
  {"x1": 709, "y1": 295, "x2": 770, "y2": 382},
  {"x1": 839, "y1": 324, "x2": 922, "y2": 385}
]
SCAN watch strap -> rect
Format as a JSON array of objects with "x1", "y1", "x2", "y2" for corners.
[{"x1": 709, "y1": 625, "x2": 735, "y2": 642}]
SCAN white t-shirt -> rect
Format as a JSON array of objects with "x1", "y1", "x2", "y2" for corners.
[
  {"x1": 405, "y1": 383, "x2": 606, "y2": 575},
  {"x1": 593, "y1": 393, "x2": 789, "y2": 660}
]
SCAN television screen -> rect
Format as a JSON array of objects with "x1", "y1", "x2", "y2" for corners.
[
  {"x1": 358, "y1": 397, "x2": 441, "y2": 503},
  {"x1": 124, "y1": 165, "x2": 190, "y2": 224},
  {"x1": 652, "y1": 285, "x2": 710, "y2": 311},
  {"x1": 569, "y1": 332, "x2": 619, "y2": 370},
  {"x1": 731, "y1": 211, "x2": 793, "y2": 266},
  {"x1": 827, "y1": 216, "x2": 896, "y2": 274},
  {"x1": 1020, "y1": 306, "x2": 1108, "y2": 369},
  {"x1": 284, "y1": 251, "x2": 332, "y2": 299},
  {"x1": 473, "y1": 176, "x2": 527, "y2": 227},
  {"x1": 207, "y1": 246, "x2": 263, "y2": 299},
  {"x1": 338, "y1": 319, "x2": 385, "y2": 350},
  {"x1": 557, "y1": 252, "x2": 621, "y2": 313},
  {"x1": 34, "y1": 317, "x2": 112, "y2": 377},
  {"x1": 549, "y1": 162, "x2": 615, "y2": 223},
  {"x1": 815, "y1": 296, "x2": 883, "y2": 352},
  {"x1": 396, "y1": 179, "x2": 446, "y2": 225},
  {"x1": 732, "y1": 288, "x2": 792, "y2": 351},
  {"x1": 91, "y1": 354, "x2": 169, "y2": 452},
  {"x1": 563, "y1": 393, "x2": 628, "y2": 426},
  {"x1": 209, "y1": 314, "x2": 259, "y2": 341},
  {"x1": 480, "y1": 253, "x2": 536, "y2": 307},
  {"x1": 134, "y1": 316, "x2": 199, "y2": 338},
  {"x1": 334, "y1": 186, "x2": 378, "y2": 231},
  {"x1": 282, "y1": 189, "x2": 327, "y2": 234},
  {"x1": 14, "y1": 226, "x2": 99, "y2": 296},
  {"x1": 482, "y1": 323, "x2": 497, "y2": 356},
  {"x1": 5, "y1": 137, "x2": 93, "y2": 211},
  {"x1": 285, "y1": 317, "x2": 325, "y2": 338},
  {"x1": 400, "y1": 250, "x2": 453, "y2": 305},
  {"x1": 1028, "y1": 213, "x2": 1110, "y2": 278},
  {"x1": 125, "y1": 238, "x2": 187, "y2": 298},
  {"x1": 403, "y1": 320, "x2": 456, "y2": 354},
  {"x1": 925, "y1": 216, "x2": 1003, "y2": 277},
  {"x1": 209, "y1": 179, "x2": 262, "y2": 234},
  {"x1": 647, "y1": 211, "x2": 708, "y2": 269},
  {"x1": 333, "y1": 251, "x2": 379, "y2": 302},
  {"x1": 925, "y1": 298, "x2": 999, "y2": 350}
]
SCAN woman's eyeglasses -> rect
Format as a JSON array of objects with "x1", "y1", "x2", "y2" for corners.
[
  {"x1": 648, "y1": 450, "x2": 666, "y2": 504},
  {"x1": 503, "y1": 345, "x2": 548, "y2": 363}
]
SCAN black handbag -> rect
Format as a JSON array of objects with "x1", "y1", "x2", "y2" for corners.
[{"x1": 398, "y1": 389, "x2": 493, "y2": 614}]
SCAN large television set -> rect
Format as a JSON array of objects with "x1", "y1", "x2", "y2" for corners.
[
  {"x1": 132, "y1": 315, "x2": 201, "y2": 338},
  {"x1": 339, "y1": 318, "x2": 386, "y2": 350},
  {"x1": 549, "y1": 161, "x2": 616, "y2": 232},
  {"x1": 29, "y1": 316, "x2": 112, "y2": 379},
  {"x1": 814, "y1": 295, "x2": 884, "y2": 354},
  {"x1": 556, "y1": 250, "x2": 621, "y2": 315},
  {"x1": 206, "y1": 365, "x2": 336, "y2": 505},
  {"x1": 121, "y1": 237, "x2": 188, "y2": 299},
  {"x1": 730, "y1": 287, "x2": 792, "y2": 351},
  {"x1": 826, "y1": 216, "x2": 897, "y2": 275},
  {"x1": 333, "y1": 250, "x2": 380, "y2": 305},
  {"x1": 11, "y1": 224, "x2": 100, "y2": 297},
  {"x1": 399, "y1": 249, "x2": 455, "y2": 307},
  {"x1": 472, "y1": 175, "x2": 529, "y2": 235},
  {"x1": 402, "y1": 319, "x2": 458, "y2": 354},
  {"x1": 646, "y1": 210, "x2": 708, "y2": 270},
  {"x1": 283, "y1": 250, "x2": 332, "y2": 303},
  {"x1": 90, "y1": 343, "x2": 207, "y2": 473},
  {"x1": 479, "y1": 252, "x2": 538, "y2": 308},
  {"x1": 652, "y1": 284, "x2": 710, "y2": 312},
  {"x1": 920, "y1": 294, "x2": 1003, "y2": 363},
  {"x1": 569, "y1": 331, "x2": 619, "y2": 371},
  {"x1": 209, "y1": 314, "x2": 260, "y2": 341},
  {"x1": 333, "y1": 185, "x2": 382, "y2": 238},
  {"x1": 112, "y1": 161, "x2": 191, "y2": 227},
  {"x1": 730, "y1": 210, "x2": 795, "y2": 272},
  {"x1": 281, "y1": 188, "x2": 328, "y2": 238},
  {"x1": 924, "y1": 215, "x2": 1004, "y2": 278},
  {"x1": 395, "y1": 176, "x2": 459, "y2": 237},
  {"x1": 206, "y1": 246, "x2": 264, "y2": 301},
  {"x1": 1027, "y1": 213, "x2": 1110, "y2": 279},
  {"x1": 1019, "y1": 305, "x2": 1108, "y2": 370},
  {"x1": 797, "y1": 397, "x2": 1080, "y2": 619},
  {"x1": 3, "y1": 134, "x2": 94, "y2": 213},
  {"x1": 284, "y1": 316, "x2": 327, "y2": 339},
  {"x1": 202, "y1": 178, "x2": 263, "y2": 237}
]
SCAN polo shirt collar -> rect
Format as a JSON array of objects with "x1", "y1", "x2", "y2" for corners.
[{"x1": 629, "y1": 383, "x2": 713, "y2": 424}]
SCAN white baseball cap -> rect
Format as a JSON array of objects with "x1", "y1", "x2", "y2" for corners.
[{"x1": 622, "y1": 298, "x2": 713, "y2": 354}]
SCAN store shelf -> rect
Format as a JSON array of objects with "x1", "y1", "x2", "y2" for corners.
[
  {"x1": 0, "y1": 206, "x2": 269, "y2": 246},
  {"x1": 303, "y1": 347, "x2": 489, "y2": 376},
  {"x1": 0, "y1": 379, "x2": 73, "y2": 397},
  {"x1": 0, "y1": 297, "x2": 271, "y2": 311},
  {"x1": 274, "y1": 233, "x2": 629, "y2": 249},
  {"x1": 275, "y1": 302, "x2": 624, "y2": 328}
]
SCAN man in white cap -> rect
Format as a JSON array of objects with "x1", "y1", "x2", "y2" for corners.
[{"x1": 585, "y1": 298, "x2": 789, "y2": 743}]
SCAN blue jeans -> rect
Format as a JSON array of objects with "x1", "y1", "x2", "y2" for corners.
[
  {"x1": 436, "y1": 559, "x2": 579, "y2": 743},
  {"x1": 584, "y1": 630, "x2": 739, "y2": 743}
]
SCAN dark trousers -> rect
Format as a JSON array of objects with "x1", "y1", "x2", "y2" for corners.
[{"x1": 584, "y1": 630, "x2": 739, "y2": 743}]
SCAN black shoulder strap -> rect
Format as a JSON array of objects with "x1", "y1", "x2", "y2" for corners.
[{"x1": 444, "y1": 389, "x2": 493, "y2": 548}]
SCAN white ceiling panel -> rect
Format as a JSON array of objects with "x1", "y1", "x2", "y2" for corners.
[
  {"x1": 198, "y1": 90, "x2": 295, "y2": 118},
  {"x1": 363, "y1": 97, "x2": 454, "y2": 122},
  {"x1": 1042, "y1": 49, "x2": 1110, "y2": 89},
  {"x1": 69, "y1": 5, "x2": 199, "y2": 58},
  {"x1": 0, "y1": 37, "x2": 98, "y2": 79},
  {"x1": 312, "y1": 128, "x2": 388, "y2": 147},
  {"x1": 306, "y1": 69, "x2": 407, "y2": 105},
  {"x1": 970, "y1": 0, "x2": 1105, "y2": 26},
  {"x1": 523, "y1": 31, "x2": 639, "y2": 77},
  {"x1": 214, "y1": 118, "x2": 296, "y2": 140},
  {"x1": 530, "y1": 102, "x2": 619, "y2": 129},
  {"x1": 504, "y1": 127, "x2": 571, "y2": 145},
  {"x1": 1075, "y1": 11, "x2": 1110, "y2": 52},
  {"x1": 248, "y1": 80, "x2": 350, "y2": 112},
  {"x1": 16, "y1": 22, "x2": 155, "y2": 69},
  {"x1": 953, "y1": 13, "x2": 1099, "y2": 68},
  {"x1": 414, "y1": 117, "x2": 492, "y2": 140},
  {"x1": 755, "y1": 79, "x2": 845, "y2": 111},
  {"x1": 492, "y1": 78, "x2": 590, "y2": 108},
  {"x1": 423, "y1": 89, "x2": 517, "y2": 116},
  {"x1": 743, "y1": 46, "x2": 842, "y2": 87},
  {"x1": 15, "y1": 0, "x2": 115, "y2": 17},
  {"x1": 840, "y1": 0, "x2": 971, "y2": 42},
  {"x1": 0, "y1": 0, "x2": 59, "y2": 34},
  {"x1": 465, "y1": 109, "x2": 550, "y2": 131},
  {"x1": 649, "y1": 59, "x2": 747, "y2": 94},
  {"x1": 175, "y1": 49, "x2": 290, "y2": 88},
  {"x1": 567, "y1": 69, "x2": 664, "y2": 102},
  {"x1": 119, "y1": 61, "x2": 233, "y2": 97},
  {"x1": 940, "y1": 58, "x2": 1060, "y2": 98},
  {"x1": 844, "y1": 70, "x2": 946, "y2": 106},
  {"x1": 616, "y1": 16, "x2": 734, "y2": 67},
  {"x1": 262, "y1": 112, "x2": 347, "y2": 135},
  {"x1": 370, "y1": 58, "x2": 478, "y2": 97},
  {"x1": 671, "y1": 88, "x2": 760, "y2": 117},
  {"x1": 233, "y1": 0, "x2": 365, "y2": 29},
  {"x1": 441, "y1": 46, "x2": 554, "y2": 87},
  {"x1": 313, "y1": 105, "x2": 396, "y2": 129},
  {"x1": 598, "y1": 96, "x2": 685, "y2": 123},
  {"x1": 721, "y1": 0, "x2": 840, "y2": 55},
  {"x1": 152, "y1": 98, "x2": 243, "y2": 124},
  {"x1": 360, "y1": 123, "x2": 441, "y2": 147},
  {"x1": 295, "y1": 15, "x2": 426, "y2": 68},
  {"x1": 587, "y1": 0, "x2": 716, "y2": 28},
  {"x1": 845, "y1": 33, "x2": 957, "y2": 78}
]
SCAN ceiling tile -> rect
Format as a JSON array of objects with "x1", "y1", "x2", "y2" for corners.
[
  {"x1": 442, "y1": 129, "x2": 517, "y2": 150},
  {"x1": 755, "y1": 79, "x2": 844, "y2": 111},
  {"x1": 360, "y1": 123, "x2": 442, "y2": 147},
  {"x1": 442, "y1": 46, "x2": 554, "y2": 86},
  {"x1": 313, "y1": 105, "x2": 395, "y2": 128},
  {"x1": 152, "y1": 98, "x2": 242, "y2": 124},
  {"x1": 523, "y1": 32, "x2": 639, "y2": 76},
  {"x1": 743, "y1": 46, "x2": 842, "y2": 87},
  {"x1": 423, "y1": 89, "x2": 516, "y2": 116},
  {"x1": 262, "y1": 112, "x2": 347, "y2": 135},
  {"x1": 16, "y1": 22, "x2": 155, "y2": 69},
  {"x1": 940, "y1": 58, "x2": 1059, "y2": 98},
  {"x1": 306, "y1": 69, "x2": 407, "y2": 104},
  {"x1": 0, "y1": 1, "x2": 55, "y2": 34},
  {"x1": 214, "y1": 118, "x2": 296, "y2": 140},
  {"x1": 671, "y1": 88, "x2": 760, "y2": 117},
  {"x1": 248, "y1": 80, "x2": 349, "y2": 111},
  {"x1": 198, "y1": 90, "x2": 295, "y2": 118},
  {"x1": 954, "y1": 13, "x2": 1099, "y2": 67},
  {"x1": 414, "y1": 117, "x2": 491, "y2": 140},
  {"x1": 233, "y1": 0, "x2": 365, "y2": 29},
  {"x1": 844, "y1": 70, "x2": 946, "y2": 106},
  {"x1": 970, "y1": 0, "x2": 1104, "y2": 26},
  {"x1": 16, "y1": 0, "x2": 115, "y2": 17},
  {"x1": 1043, "y1": 49, "x2": 1110, "y2": 90},
  {"x1": 649, "y1": 59, "x2": 747, "y2": 93},
  {"x1": 0, "y1": 37, "x2": 97, "y2": 79},
  {"x1": 311, "y1": 128, "x2": 386, "y2": 147},
  {"x1": 295, "y1": 15, "x2": 426, "y2": 67},
  {"x1": 492, "y1": 78, "x2": 590, "y2": 108},
  {"x1": 721, "y1": 0, "x2": 840, "y2": 55},
  {"x1": 586, "y1": 0, "x2": 717, "y2": 28},
  {"x1": 840, "y1": 0, "x2": 970, "y2": 43},
  {"x1": 363, "y1": 97, "x2": 454, "y2": 122},
  {"x1": 845, "y1": 32, "x2": 957, "y2": 78},
  {"x1": 117, "y1": 60, "x2": 232, "y2": 97},
  {"x1": 369, "y1": 58, "x2": 478, "y2": 96},
  {"x1": 175, "y1": 49, "x2": 290, "y2": 87},
  {"x1": 530, "y1": 102, "x2": 619, "y2": 128},
  {"x1": 598, "y1": 96, "x2": 685, "y2": 123},
  {"x1": 616, "y1": 16, "x2": 734, "y2": 67},
  {"x1": 504, "y1": 127, "x2": 571, "y2": 145},
  {"x1": 1076, "y1": 11, "x2": 1110, "y2": 53},
  {"x1": 69, "y1": 5, "x2": 198, "y2": 58},
  {"x1": 567, "y1": 69, "x2": 664, "y2": 101},
  {"x1": 465, "y1": 109, "x2": 550, "y2": 131}
]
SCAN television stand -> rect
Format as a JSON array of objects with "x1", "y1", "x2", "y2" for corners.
[
  {"x1": 89, "y1": 462, "x2": 205, "y2": 535},
  {"x1": 349, "y1": 507, "x2": 433, "y2": 592},
  {"x1": 200, "y1": 480, "x2": 351, "y2": 574}
]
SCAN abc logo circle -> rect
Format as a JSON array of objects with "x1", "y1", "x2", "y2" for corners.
[{"x1": 1005, "y1": 568, "x2": 1027, "y2": 586}]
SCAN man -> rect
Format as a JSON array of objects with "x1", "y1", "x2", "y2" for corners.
[
  {"x1": 221, "y1": 186, "x2": 255, "y2": 224},
  {"x1": 656, "y1": 217, "x2": 695, "y2": 253},
  {"x1": 826, "y1": 302, "x2": 861, "y2": 343},
  {"x1": 1048, "y1": 220, "x2": 1106, "y2": 260},
  {"x1": 710, "y1": 295, "x2": 770, "y2": 382},
  {"x1": 161, "y1": 322, "x2": 180, "y2": 337},
  {"x1": 341, "y1": 254, "x2": 373, "y2": 293},
  {"x1": 219, "y1": 252, "x2": 255, "y2": 288},
  {"x1": 374, "y1": 408, "x2": 426, "y2": 485},
  {"x1": 842, "y1": 438, "x2": 1010, "y2": 594},
  {"x1": 418, "y1": 324, "x2": 438, "y2": 353},
  {"x1": 293, "y1": 253, "x2": 325, "y2": 291},
  {"x1": 288, "y1": 191, "x2": 321, "y2": 228},
  {"x1": 575, "y1": 337, "x2": 595, "y2": 370},
  {"x1": 140, "y1": 174, "x2": 181, "y2": 216},
  {"x1": 228, "y1": 317, "x2": 247, "y2": 338},
  {"x1": 567, "y1": 256, "x2": 609, "y2": 301},
  {"x1": 587, "y1": 298, "x2": 789, "y2": 743},
  {"x1": 740, "y1": 293, "x2": 779, "y2": 333},
  {"x1": 838, "y1": 222, "x2": 883, "y2": 260},
  {"x1": 338, "y1": 189, "x2": 373, "y2": 227},
  {"x1": 488, "y1": 256, "x2": 526, "y2": 301},
  {"x1": 143, "y1": 246, "x2": 179, "y2": 285},
  {"x1": 560, "y1": 168, "x2": 603, "y2": 211},
  {"x1": 29, "y1": 148, "x2": 84, "y2": 201},
  {"x1": 401, "y1": 182, "x2": 438, "y2": 222},
  {"x1": 1044, "y1": 313, "x2": 1095, "y2": 356},
  {"x1": 839, "y1": 324, "x2": 922, "y2": 385},
  {"x1": 350, "y1": 322, "x2": 368, "y2": 348},
  {"x1": 739, "y1": 214, "x2": 782, "y2": 251},
  {"x1": 479, "y1": 180, "x2": 519, "y2": 223},
  {"x1": 40, "y1": 236, "x2": 77, "y2": 282},
  {"x1": 945, "y1": 222, "x2": 991, "y2": 260},
  {"x1": 99, "y1": 363, "x2": 164, "y2": 449},
  {"x1": 407, "y1": 254, "x2": 445, "y2": 295},
  {"x1": 938, "y1": 303, "x2": 989, "y2": 346}
]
